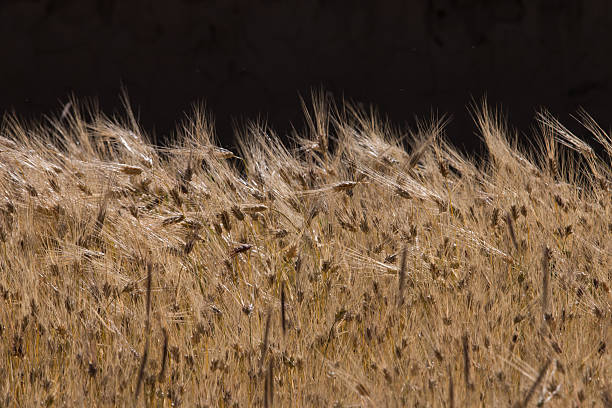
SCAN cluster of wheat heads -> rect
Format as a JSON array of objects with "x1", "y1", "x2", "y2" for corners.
[{"x1": 0, "y1": 95, "x2": 610, "y2": 407}]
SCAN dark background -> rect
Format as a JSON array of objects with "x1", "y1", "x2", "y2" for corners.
[{"x1": 1, "y1": 0, "x2": 611, "y2": 154}]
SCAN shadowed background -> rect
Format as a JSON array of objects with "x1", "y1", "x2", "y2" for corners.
[{"x1": 1, "y1": 0, "x2": 611, "y2": 154}]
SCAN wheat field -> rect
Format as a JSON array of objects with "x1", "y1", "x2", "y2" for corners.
[{"x1": 0, "y1": 94, "x2": 610, "y2": 407}]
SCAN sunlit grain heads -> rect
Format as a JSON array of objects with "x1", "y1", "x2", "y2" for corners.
[
  {"x1": 242, "y1": 303, "x2": 254, "y2": 317},
  {"x1": 241, "y1": 204, "x2": 269, "y2": 215},
  {"x1": 218, "y1": 210, "x2": 232, "y2": 232},
  {"x1": 48, "y1": 175, "x2": 60, "y2": 193},
  {"x1": 184, "y1": 232, "x2": 199, "y2": 255},
  {"x1": 438, "y1": 159, "x2": 450, "y2": 178},
  {"x1": 335, "y1": 209, "x2": 357, "y2": 232},
  {"x1": 273, "y1": 228, "x2": 288, "y2": 239},
  {"x1": 123, "y1": 203, "x2": 137, "y2": 219},
  {"x1": 176, "y1": 161, "x2": 193, "y2": 194},
  {"x1": 169, "y1": 187, "x2": 182, "y2": 207},
  {"x1": 490, "y1": 207, "x2": 500, "y2": 228},
  {"x1": 395, "y1": 187, "x2": 412, "y2": 199},
  {"x1": 2, "y1": 95, "x2": 612, "y2": 405},
  {"x1": 510, "y1": 204, "x2": 520, "y2": 221},
  {"x1": 211, "y1": 146, "x2": 236, "y2": 160},
  {"x1": 0, "y1": 135, "x2": 17, "y2": 150},
  {"x1": 230, "y1": 243, "x2": 252, "y2": 258},
  {"x1": 93, "y1": 195, "x2": 109, "y2": 236},
  {"x1": 74, "y1": 181, "x2": 91, "y2": 196},
  {"x1": 331, "y1": 180, "x2": 358, "y2": 193},
  {"x1": 553, "y1": 224, "x2": 573, "y2": 240},
  {"x1": 162, "y1": 214, "x2": 185, "y2": 227},
  {"x1": 231, "y1": 205, "x2": 245, "y2": 221},
  {"x1": 119, "y1": 165, "x2": 143, "y2": 176},
  {"x1": 553, "y1": 194, "x2": 567, "y2": 212},
  {"x1": 25, "y1": 183, "x2": 38, "y2": 197},
  {"x1": 406, "y1": 134, "x2": 434, "y2": 171},
  {"x1": 144, "y1": 196, "x2": 161, "y2": 212}
]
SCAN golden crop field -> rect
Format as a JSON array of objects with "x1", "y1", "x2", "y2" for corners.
[{"x1": 0, "y1": 94, "x2": 610, "y2": 407}]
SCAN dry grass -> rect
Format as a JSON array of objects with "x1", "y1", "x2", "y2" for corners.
[{"x1": 0, "y1": 94, "x2": 610, "y2": 407}]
